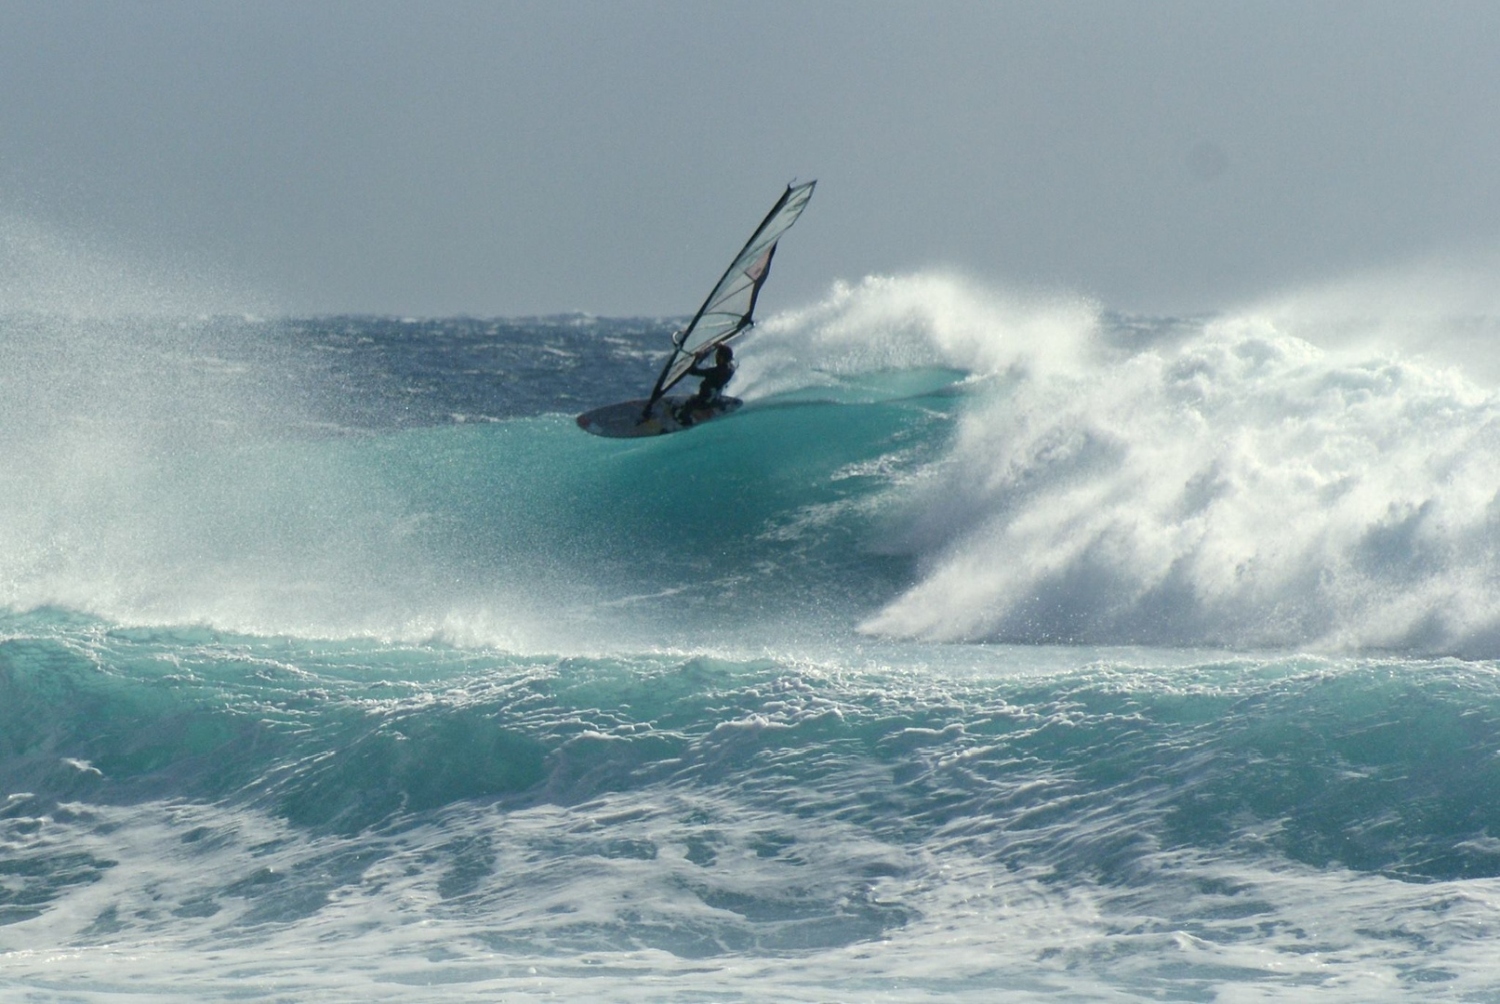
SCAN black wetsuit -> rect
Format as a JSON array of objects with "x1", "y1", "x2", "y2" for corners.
[{"x1": 678, "y1": 356, "x2": 736, "y2": 422}]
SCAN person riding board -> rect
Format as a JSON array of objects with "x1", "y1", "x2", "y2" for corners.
[{"x1": 676, "y1": 343, "x2": 736, "y2": 425}]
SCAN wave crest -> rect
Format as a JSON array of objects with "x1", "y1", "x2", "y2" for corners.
[{"x1": 738, "y1": 272, "x2": 1099, "y2": 397}]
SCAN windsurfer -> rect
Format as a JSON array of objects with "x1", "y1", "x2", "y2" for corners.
[
  {"x1": 578, "y1": 180, "x2": 814, "y2": 437},
  {"x1": 676, "y1": 344, "x2": 736, "y2": 424}
]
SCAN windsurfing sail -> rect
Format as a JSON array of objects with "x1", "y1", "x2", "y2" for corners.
[{"x1": 644, "y1": 180, "x2": 816, "y2": 413}]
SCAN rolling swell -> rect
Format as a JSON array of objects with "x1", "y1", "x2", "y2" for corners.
[
  {"x1": 0, "y1": 618, "x2": 547, "y2": 834},
  {"x1": 7, "y1": 613, "x2": 1500, "y2": 882},
  {"x1": 5, "y1": 608, "x2": 1500, "y2": 991}
]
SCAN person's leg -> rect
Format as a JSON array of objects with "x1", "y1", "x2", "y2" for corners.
[{"x1": 675, "y1": 392, "x2": 704, "y2": 425}]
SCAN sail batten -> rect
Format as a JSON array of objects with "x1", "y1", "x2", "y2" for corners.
[{"x1": 646, "y1": 180, "x2": 816, "y2": 408}]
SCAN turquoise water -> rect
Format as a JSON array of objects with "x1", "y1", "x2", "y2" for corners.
[{"x1": 7, "y1": 288, "x2": 1500, "y2": 999}]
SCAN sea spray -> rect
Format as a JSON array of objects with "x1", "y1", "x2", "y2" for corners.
[
  {"x1": 744, "y1": 274, "x2": 1500, "y2": 654},
  {"x1": 865, "y1": 314, "x2": 1500, "y2": 651},
  {"x1": 12, "y1": 273, "x2": 1500, "y2": 654},
  {"x1": 738, "y1": 271, "x2": 1098, "y2": 397}
]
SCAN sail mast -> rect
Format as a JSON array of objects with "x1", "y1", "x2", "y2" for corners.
[{"x1": 643, "y1": 180, "x2": 815, "y2": 413}]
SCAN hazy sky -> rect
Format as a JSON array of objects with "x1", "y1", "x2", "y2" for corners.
[{"x1": 4, "y1": 1, "x2": 1500, "y2": 317}]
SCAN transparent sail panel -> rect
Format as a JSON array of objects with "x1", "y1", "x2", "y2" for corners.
[{"x1": 656, "y1": 181, "x2": 816, "y2": 396}]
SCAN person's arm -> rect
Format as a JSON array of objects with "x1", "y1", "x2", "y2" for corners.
[{"x1": 684, "y1": 349, "x2": 716, "y2": 379}]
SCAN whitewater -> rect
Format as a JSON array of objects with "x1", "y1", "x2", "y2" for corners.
[{"x1": 6, "y1": 261, "x2": 1500, "y2": 1000}]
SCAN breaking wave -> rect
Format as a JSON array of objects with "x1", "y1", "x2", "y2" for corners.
[
  {"x1": 762, "y1": 273, "x2": 1500, "y2": 656},
  {"x1": 6, "y1": 269, "x2": 1500, "y2": 657}
]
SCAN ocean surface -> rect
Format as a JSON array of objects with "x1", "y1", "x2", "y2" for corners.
[{"x1": 7, "y1": 275, "x2": 1500, "y2": 1001}]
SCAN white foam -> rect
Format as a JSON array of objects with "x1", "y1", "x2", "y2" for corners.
[{"x1": 791, "y1": 273, "x2": 1500, "y2": 654}]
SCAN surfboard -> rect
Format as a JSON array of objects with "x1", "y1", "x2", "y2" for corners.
[
  {"x1": 575, "y1": 396, "x2": 743, "y2": 438},
  {"x1": 575, "y1": 180, "x2": 815, "y2": 438}
]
